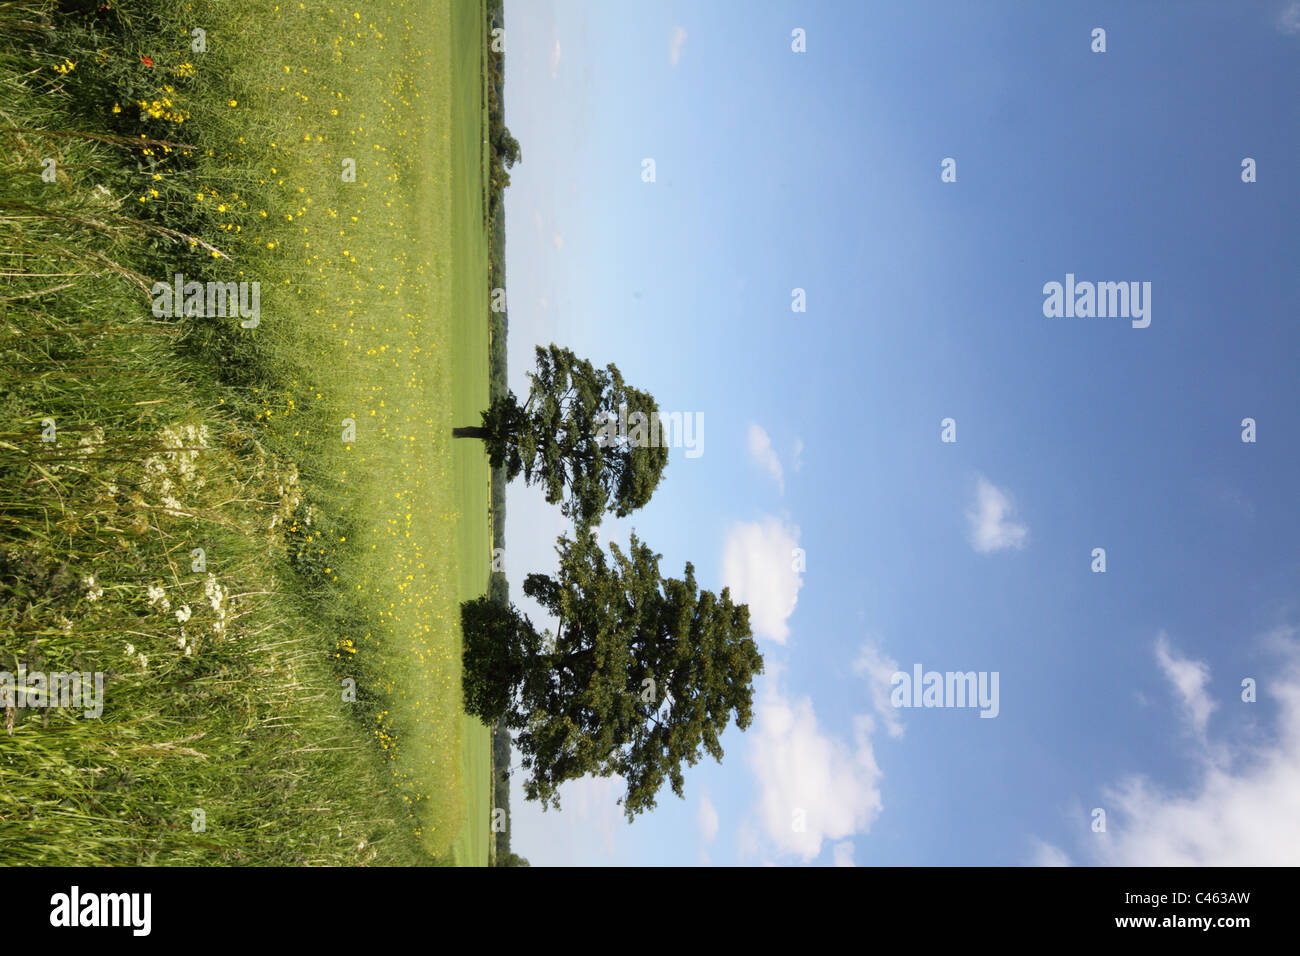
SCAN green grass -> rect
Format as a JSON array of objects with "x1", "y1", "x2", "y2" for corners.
[
  {"x1": 1, "y1": 0, "x2": 493, "y2": 864},
  {"x1": 445, "y1": 0, "x2": 493, "y2": 867}
]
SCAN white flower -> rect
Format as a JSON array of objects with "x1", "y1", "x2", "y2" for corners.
[
  {"x1": 175, "y1": 604, "x2": 192, "y2": 624},
  {"x1": 146, "y1": 583, "x2": 171, "y2": 612},
  {"x1": 76, "y1": 426, "x2": 105, "y2": 459},
  {"x1": 203, "y1": 573, "x2": 225, "y2": 615},
  {"x1": 84, "y1": 575, "x2": 103, "y2": 602},
  {"x1": 175, "y1": 627, "x2": 198, "y2": 657},
  {"x1": 124, "y1": 643, "x2": 135, "y2": 656}
]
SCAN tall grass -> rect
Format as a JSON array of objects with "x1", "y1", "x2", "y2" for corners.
[{"x1": 0, "y1": 0, "x2": 484, "y2": 864}]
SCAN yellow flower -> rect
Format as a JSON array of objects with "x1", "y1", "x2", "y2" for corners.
[
  {"x1": 111, "y1": 103, "x2": 122, "y2": 113},
  {"x1": 228, "y1": 99, "x2": 237, "y2": 107}
]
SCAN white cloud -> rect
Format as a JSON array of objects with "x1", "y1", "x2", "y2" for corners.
[
  {"x1": 746, "y1": 423, "x2": 784, "y2": 494},
  {"x1": 1154, "y1": 632, "x2": 1217, "y2": 738},
  {"x1": 791, "y1": 437, "x2": 804, "y2": 473},
  {"x1": 549, "y1": 33, "x2": 562, "y2": 78},
  {"x1": 748, "y1": 671, "x2": 883, "y2": 861},
  {"x1": 721, "y1": 517, "x2": 802, "y2": 643},
  {"x1": 966, "y1": 476, "x2": 1028, "y2": 553},
  {"x1": 552, "y1": 232, "x2": 564, "y2": 251},
  {"x1": 853, "y1": 641, "x2": 905, "y2": 739},
  {"x1": 1028, "y1": 838, "x2": 1072, "y2": 867},
  {"x1": 1279, "y1": 2, "x2": 1300, "y2": 34},
  {"x1": 697, "y1": 791, "x2": 719, "y2": 844},
  {"x1": 669, "y1": 26, "x2": 688, "y2": 67},
  {"x1": 1043, "y1": 629, "x2": 1300, "y2": 865},
  {"x1": 831, "y1": 841, "x2": 856, "y2": 867}
]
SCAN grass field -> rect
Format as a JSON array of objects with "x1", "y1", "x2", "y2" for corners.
[
  {"x1": 1, "y1": 0, "x2": 492, "y2": 864},
  {"x1": 447, "y1": 0, "x2": 493, "y2": 867}
]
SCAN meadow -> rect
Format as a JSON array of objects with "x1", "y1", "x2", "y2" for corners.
[{"x1": 0, "y1": 0, "x2": 493, "y2": 865}]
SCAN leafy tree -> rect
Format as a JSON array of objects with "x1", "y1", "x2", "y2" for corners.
[
  {"x1": 453, "y1": 345, "x2": 669, "y2": 527},
  {"x1": 496, "y1": 851, "x2": 531, "y2": 867},
  {"x1": 493, "y1": 125, "x2": 522, "y2": 169},
  {"x1": 489, "y1": 162, "x2": 511, "y2": 193},
  {"x1": 462, "y1": 528, "x2": 763, "y2": 819},
  {"x1": 460, "y1": 596, "x2": 541, "y2": 722}
]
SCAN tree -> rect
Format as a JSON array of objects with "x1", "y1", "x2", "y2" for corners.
[
  {"x1": 461, "y1": 528, "x2": 763, "y2": 819},
  {"x1": 460, "y1": 596, "x2": 541, "y2": 723},
  {"x1": 453, "y1": 345, "x2": 669, "y2": 527},
  {"x1": 490, "y1": 165, "x2": 511, "y2": 192},
  {"x1": 493, "y1": 125, "x2": 522, "y2": 169}
]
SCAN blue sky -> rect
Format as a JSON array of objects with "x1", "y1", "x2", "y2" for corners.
[{"x1": 496, "y1": 0, "x2": 1300, "y2": 866}]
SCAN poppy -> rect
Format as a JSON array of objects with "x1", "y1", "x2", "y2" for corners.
[{"x1": 141, "y1": 55, "x2": 153, "y2": 67}]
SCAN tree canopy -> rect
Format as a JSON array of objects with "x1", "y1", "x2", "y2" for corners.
[
  {"x1": 462, "y1": 528, "x2": 763, "y2": 819},
  {"x1": 493, "y1": 125, "x2": 522, "y2": 169},
  {"x1": 456, "y1": 345, "x2": 669, "y2": 528}
]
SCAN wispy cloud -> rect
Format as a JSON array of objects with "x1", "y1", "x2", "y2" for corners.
[
  {"x1": 1279, "y1": 1, "x2": 1300, "y2": 34},
  {"x1": 1038, "y1": 628, "x2": 1300, "y2": 865},
  {"x1": 747, "y1": 423, "x2": 784, "y2": 494},
  {"x1": 721, "y1": 517, "x2": 802, "y2": 643},
  {"x1": 854, "y1": 641, "x2": 905, "y2": 739},
  {"x1": 669, "y1": 26, "x2": 688, "y2": 67},
  {"x1": 1154, "y1": 632, "x2": 1217, "y2": 738},
  {"x1": 549, "y1": 31, "x2": 562, "y2": 78},
  {"x1": 967, "y1": 476, "x2": 1028, "y2": 553},
  {"x1": 1028, "y1": 838, "x2": 1072, "y2": 867}
]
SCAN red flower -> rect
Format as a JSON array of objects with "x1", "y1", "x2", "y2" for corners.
[{"x1": 140, "y1": 56, "x2": 153, "y2": 67}]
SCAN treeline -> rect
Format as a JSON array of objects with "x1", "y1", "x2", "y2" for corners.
[
  {"x1": 484, "y1": 0, "x2": 525, "y2": 868},
  {"x1": 486, "y1": 0, "x2": 519, "y2": 240},
  {"x1": 486, "y1": 0, "x2": 509, "y2": 565},
  {"x1": 491, "y1": 720, "x2": 528, "y2": 866}
]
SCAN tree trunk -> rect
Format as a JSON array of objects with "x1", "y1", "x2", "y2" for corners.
[{"x1": 453, "y1": 426, "x2": 489, "y2": 439}]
